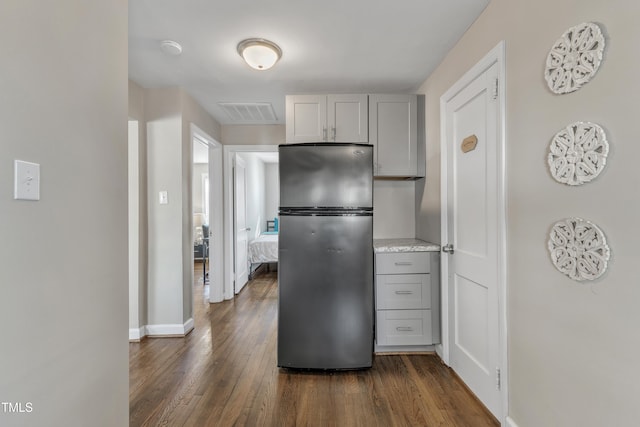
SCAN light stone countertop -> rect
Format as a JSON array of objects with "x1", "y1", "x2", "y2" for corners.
[{"x1": 373, "y1": 238, "x2": 441, "y2": 253}]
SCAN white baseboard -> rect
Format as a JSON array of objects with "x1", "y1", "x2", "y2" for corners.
[
  {"x1": 184, "y1": 318, "x2": 194, "y2": 335},
  {"x1": 129, "y1": 326, "x2": 146, "y2": 341},
  {"x1": 506, "y1": 416, "x2": 519, "y2": 427},
  {"x1": 129, "y1": 319, "x2": 195, "y2": 341},
  {"x1": 146, "y1": 318, "x2": 195, "y2": 337}
]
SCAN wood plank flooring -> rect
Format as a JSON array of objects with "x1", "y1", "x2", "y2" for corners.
[{"x1": 129, "y1": 265, "x2": 498, "y2": 426}]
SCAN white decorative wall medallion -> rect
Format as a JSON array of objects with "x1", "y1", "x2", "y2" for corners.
[
  {"x1": 548, "y1": 121, "x2": 609, "y2": 185},
  {"x1": 548, "y1": 218, "x2": 610, "y2": 281},
  {"x1": 545, "y1": 22, "x2": 605, "y2": 94}
]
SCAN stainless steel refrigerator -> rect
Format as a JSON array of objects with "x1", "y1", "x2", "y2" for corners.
[{"x1": 277, "y1": 143, "x2": 373, "y2": 370}]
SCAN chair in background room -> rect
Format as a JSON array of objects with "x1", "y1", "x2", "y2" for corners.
[{"x1": 194, "y1": 213, "x2": 209, "y2": 284}]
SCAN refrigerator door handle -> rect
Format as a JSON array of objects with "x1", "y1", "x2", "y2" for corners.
[{"x1": 279, "y1": 209, "x2": 373, "y2": 217}]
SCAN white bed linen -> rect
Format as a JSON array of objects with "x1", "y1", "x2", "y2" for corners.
[{"x1": 248, "y1": 233, "x2": 278, "y2": 264}]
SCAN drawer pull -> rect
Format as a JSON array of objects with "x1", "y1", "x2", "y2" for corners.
[
  {"x1": 396, "y1": 326, "x2": 414, "y2": 332},
  {"x1": 394, "y1": 290, "x2": 413, "y2": 295},
  {"x1": 394, "y1": 262, "x2": 413, "y2": 266}
]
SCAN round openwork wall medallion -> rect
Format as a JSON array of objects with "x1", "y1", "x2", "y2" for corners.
[
  {"x1": 545, "y1": 22, "x2": 605, "y2": 94},
  {"x1": 548, "y1": 218, "x2": 610, "y2": 281},
  {"x1": 548, "y1": 121, "x2": 609, "y2": 185}
]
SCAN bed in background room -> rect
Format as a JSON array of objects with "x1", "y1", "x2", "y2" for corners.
[{"x1": 248, "y1": 219, "x2": 278, "y2": 278}]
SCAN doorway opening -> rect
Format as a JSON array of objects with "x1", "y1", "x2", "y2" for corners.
[
  {"x1": 223, "y1": 145, "x2": 279, "y2": 299},
  {"x1": 192, "y1": 136, "x2": 210, "y2": 299},
  {"x1": 191, "y1": 124, "x2": 223, "y2": 303}
]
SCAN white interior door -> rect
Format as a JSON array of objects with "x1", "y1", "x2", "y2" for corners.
[
  {"x1": 234, "y1": 155, "x2": 249, "y2": 293},
  {"x1": 443, "y1": 62, "x2": 502, "y2": 417}
]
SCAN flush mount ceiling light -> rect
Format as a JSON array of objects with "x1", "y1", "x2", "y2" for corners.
[
  {"x1": 237, "y1": 38, "x2": 282, "y2": 71},
  {"x1": 160, "y1": 40, "x2": 183, "y2": 56}
]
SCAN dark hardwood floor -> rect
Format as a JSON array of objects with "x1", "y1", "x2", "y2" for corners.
[{"x1": 129, "y1": 264, "x2": 498, "y2": 426}]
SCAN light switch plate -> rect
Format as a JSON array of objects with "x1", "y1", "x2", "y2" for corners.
[
  {"x1": 14, "y1": 160, "x2": 40, "y2": 201},
  {"x1": 159, "y1": 190, "x2": 168, "y2": 204}
]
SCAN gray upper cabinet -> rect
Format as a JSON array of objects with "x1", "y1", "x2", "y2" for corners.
[
  {"x1": 369, "y1": 94, "x2": 418, "y2": 177},
  {"x1": 285, "y1": 94, "x2": 368, "y2": 143}
]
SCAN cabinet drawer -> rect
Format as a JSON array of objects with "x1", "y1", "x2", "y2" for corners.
[
  {"x1": 375, "y1": 252, "x2": 429, "y2": 275},
  {"x1": 376, "y1": 274, "x2": 430, "y2": 310},
  {"x1": 376, "y1": 309, "x2": 432, "y2": 346}
]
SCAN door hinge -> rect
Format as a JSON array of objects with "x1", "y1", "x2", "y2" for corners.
[
  {"x1": 496, "y1": 367, "x2": 501, "y2": 390},
  {"x1": 492, "y1": 78, "x2": 499, "y2": 101}
]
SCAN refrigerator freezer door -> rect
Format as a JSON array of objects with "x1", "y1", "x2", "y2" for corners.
[
  {"x1": 279, "y1": 143, "x2": 373, "y2": 209},
  {"x1": 277, "y1": 214, "x2": 374, "y2": 369}
]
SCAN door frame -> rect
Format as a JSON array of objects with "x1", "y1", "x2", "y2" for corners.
[
  {"x1": 128, "y1": 119, "x2": 142, "y2": 340},
  {"x1": 191, "y1": 124, "x2": 224, "y2": 303},
  {"x1": 233, "y1": 154, "x2": 249, "y2": 294},
  {"x1": 223, "y1": 144, "x2": 279, "y2": 300},
  {"x1": 439, "y1": 41, "x2": 508, "y2": 421}
]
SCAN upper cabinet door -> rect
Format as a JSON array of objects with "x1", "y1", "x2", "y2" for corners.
[
  {"x1": 285, "y1": 95, "x2": 327, "y2": 143},
  {"x1": 369, "y1": 94, "x2": 417, "y2": 177},
  {"x1": 327, "y1": 94, "x2": 368, "y2": 143},
  {"x1": 285, "y1": 94, "x2": 368, "y2": 143}
]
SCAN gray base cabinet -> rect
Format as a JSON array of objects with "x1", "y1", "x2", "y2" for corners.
[{"x1": 374, "y1": 251, "x2": 440, "y2": 352}]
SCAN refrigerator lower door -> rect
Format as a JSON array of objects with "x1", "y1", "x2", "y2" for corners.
[{"x1": 277, "y1": 214, "x2": 373, "y2": 370}]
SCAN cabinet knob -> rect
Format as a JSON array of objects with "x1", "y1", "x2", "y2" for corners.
[
  {"x1": 394, "y1": 290, "x2": 413, "y2": 295},
  {"x1": 323, "y1": 126, "x2": 327, "y2": 141},
  {"x1": 396, "y1": 326, "x2": 414, "y2": 332},
  {"x1": 331, "y1": 126, "x2": 336, "y2": 141}
]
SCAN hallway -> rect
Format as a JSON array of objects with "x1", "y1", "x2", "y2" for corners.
[{"x1": 129, "y1": 269, "x2": 497, "y2": 426}]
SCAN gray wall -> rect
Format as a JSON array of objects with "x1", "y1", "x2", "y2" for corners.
[
  {"x1": 222, "y1": 124, "x2": 285, "y2": 145},
  {"x1": 145, "y1": 88, "x2": 185, "y2": 328},
  {"x1": 374, "y1": 181, "x2": 416, "y2": 239},
  {"x1": 130, "y1": 86, "x2": 221, "y2": 333},
  {"x1": 0, "y1": 1, "x2": 128, "y2": 425},
  {"x1": 416, "y1": 0, "x2": 640, "y2": 424}
]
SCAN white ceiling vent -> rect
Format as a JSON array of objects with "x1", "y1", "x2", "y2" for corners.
[{"x1": 218, "y1": 102, "x2": 277, "y2": 123}]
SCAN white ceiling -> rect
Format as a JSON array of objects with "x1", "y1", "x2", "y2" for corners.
[{"x1": 129, "y1": 0, "x2": 490, "y2": 126}]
